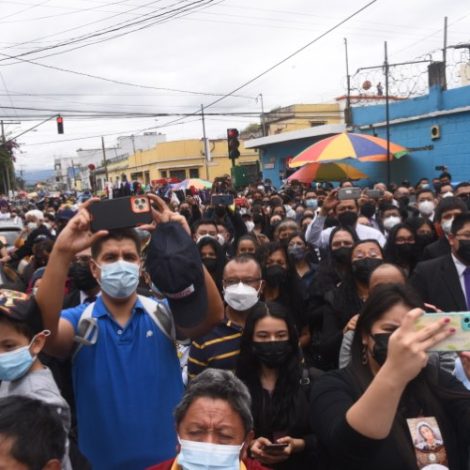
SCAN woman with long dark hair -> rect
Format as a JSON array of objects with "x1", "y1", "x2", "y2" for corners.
[
  {"x1": 237, "y1": 301, "x2": 317, "y2": 470},
  {"x1": 311, "y1": 283, "x2": 470, "y2": 470},
  {"x1": 310, "y1": 239, "x2": 384, "y2": 370},
  {"x1": 196, "y1": 237, "x2": 226, "y2": 293},
  {"x1": 260, "y1": 242, "x2": 310, "y2": 348},
  {"x1": 384, "y1": 223, "x2": 418, "y2": 276}
]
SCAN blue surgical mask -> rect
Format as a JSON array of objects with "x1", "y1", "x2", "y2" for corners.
[
  {"x1": 0, "y1": 331, "x2": 48, "y2": 381},
  {"x1": 178, "y1": 438, "x2": 242, "y2": 470},
  {"x1": 305, "y1": 198, "x2": 318, "y2": 209},
  {"x1": 97, "y1": 260, "x2": 140, "y2": 299}
]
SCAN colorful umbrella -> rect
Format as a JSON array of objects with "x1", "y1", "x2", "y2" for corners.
[
  {"x1": 289, "y1": 132, "x2": 408, "y2": 168},
  {"x1": 171, "y1": 178, "x2": 212, "y2": 190},
  {"x1": 287, "y1": 162, "x2": 368, "y2": 183}
]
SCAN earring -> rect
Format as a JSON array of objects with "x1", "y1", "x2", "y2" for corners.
[{"x1": 361, "y1": 345, "x2": 368, "y2": 365}]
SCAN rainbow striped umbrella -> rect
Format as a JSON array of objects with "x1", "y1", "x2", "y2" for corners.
[
  {"x1": 171, "y1": 178, "x2": 212, "y2": 190},
  {"x1": 287, "y1": 162, "x2": 368, "y2": 183},
  {"x1": 289, "y1": 132, "x2": 408, "y2": 168}
]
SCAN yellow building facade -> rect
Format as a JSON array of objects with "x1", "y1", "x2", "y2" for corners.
[
  {"x1": 106, "y1": 138, "x2": 259, "y2": 184},
  {"x1": 264, "y1": 103, "x2": 342, "y2": 135}
]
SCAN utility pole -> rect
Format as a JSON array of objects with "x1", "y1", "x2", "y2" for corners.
[
  {"x1": 101, "y1": 136, "x2": 109, "y2": 182},
  {"x1": 384, "y1": 41, "x2": 391, "y2": 187},
  {"x1": 344, "y1": 38, "x2": 352, "y2": 127},
  {"x1": 442, "y1": 16, "x2": 448, "y2": 90},
  {"x1": 257, "y1": 93, "x2": 266, "y2": 136},
  {"x1": 201, "y1": 104, "x2": 210, "y2": 180}
]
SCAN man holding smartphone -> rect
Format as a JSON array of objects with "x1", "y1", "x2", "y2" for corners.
[{"x1": 35, "y1": 195, "x2": 224, "y2": 470}]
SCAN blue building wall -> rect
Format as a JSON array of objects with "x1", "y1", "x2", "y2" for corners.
[
  {"x1": 260, "y1": 85, "x2": 470, "y2": 187},
  {"x1": 351, "y1": 85, "x2": 470, "y2": 185}
]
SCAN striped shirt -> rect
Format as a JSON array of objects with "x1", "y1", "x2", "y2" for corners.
[{"x1": 188, "y1": 318, "x2": 243, "y2": 379}]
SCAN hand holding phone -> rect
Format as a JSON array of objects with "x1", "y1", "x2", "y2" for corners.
[{"x1": 263, "y1": 443, "x2": 288, "y2": 454}]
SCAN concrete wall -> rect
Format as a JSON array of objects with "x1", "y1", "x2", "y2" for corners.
[{"x1": 351, "y1": 85, "x2": 470, "y2": 185}]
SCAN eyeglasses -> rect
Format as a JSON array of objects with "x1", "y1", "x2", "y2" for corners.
[
  {"x1": 331, "y1": 240, "x2": 353, "y2": 249},
  {"x1": 353, "y1": 249, "x2": 381, "y2": 259},
  {"x1": 223, "y1": 278, "x2": 261, "y2": 288},
  {"x1": 395, "y1": 237, "x2": 415, "y2": 244}
]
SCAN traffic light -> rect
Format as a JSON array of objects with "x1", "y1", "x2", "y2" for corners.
[
  {"x1": 227, "y1": 128, "x2": 240, "y2": 159},
  {"x1": 56, "y1": 115, "x2": 64, "y2": 134}
]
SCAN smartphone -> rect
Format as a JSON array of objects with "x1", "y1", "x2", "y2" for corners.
[
  {"x1": 338, "y1": 187, "x2": 361, "y2": 200},
  {"x1": 211, "y1": 194, "x2": 234, "y2": 206},
  {"x1": 366, "y1": 189, "x2": 384, "y2": 199},
  {"x1": 414, "y1": 312, "x2": 470, "y2": 352},
  {"x1": 263, "y1": 443, "x2": 288, "y2": 453},
  {"x1": 88, "y1": 196, "x2": 153, "y2": 232}
]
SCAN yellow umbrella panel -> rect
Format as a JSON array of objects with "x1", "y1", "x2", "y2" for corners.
[{"x1": 287, "y1": 162, "x2": 368, "y2": 183}]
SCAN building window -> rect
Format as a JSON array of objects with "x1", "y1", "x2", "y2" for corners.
[
  {"x1": 189, "y1": 168, "x2": 199, "y2": 178},
  {"x1": 169, "y1": 169, "x2": 186, "y2": 180},
  {"x1": 160, "y1": 170, "x2": 168, "y2": 178}
]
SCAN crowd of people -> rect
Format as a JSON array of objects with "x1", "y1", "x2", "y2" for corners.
[{"x1": 0, "y1": 171, "x2": 469, "y2": 469}]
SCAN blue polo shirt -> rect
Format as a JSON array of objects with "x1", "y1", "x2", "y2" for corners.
[{"x1": 62, "y1": 296, "x2": 184, "y2": 470}]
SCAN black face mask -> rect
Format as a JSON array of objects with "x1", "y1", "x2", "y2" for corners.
[
  {"x1": 252, "y1": 341, "x2": 292, "y2": 368},
  {"x1": 69, "y1": 263, "x2": 99, "y2": 292},
  {"x1": 361, "y1": 203, "x2": 376, "y2": 219},
  {"x1": 331, "y1": 246, "x2": 352, "y2": 265},
  {"x1": 202, "y1": 257, "x2": 217, "y2": 273},
  {"x1": 337, "y1": 211, "x2": 358, "y2": 227},
  {"x1": 371, "y1": 333, "x2": 391, "y2": 366},
  {"x1": 352, "y1": 258, "x2": 383, "y2": 284},
  {"x1": 394, "y1": 243, "x2": 416, "y2": 261},
  {"x1": 324, "y1": 216, "x2": 339, "y2": 229},
  {"x1": 215, "y1": 206, "x2": 226, "y2": 218},
  {"x1": 457, "y1": 239, "x2": 470, "y2": 265},
  {"x1": 264, "y1": 265, "x2": 288, "y2": 287},
  {"x1": 398, "y1": 197, "x2": 410, "y2": 207},
  {"x1": 180, "y1": 209, "x2": 191, "y2": 219},
  {"x1": 416, "y1": 233, "x2": 435, "y2": 248}
]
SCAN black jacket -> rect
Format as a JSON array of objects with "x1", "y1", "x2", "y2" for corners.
[
  {"x1": 311, "y1": 366, "x2": 470, "y2": 470},
  {"x1": 410, "y1": 254, "x2": 466, "y2": 312},
  {"x1": 422, "y1": 237, "x2": 451, "y2": 261}
]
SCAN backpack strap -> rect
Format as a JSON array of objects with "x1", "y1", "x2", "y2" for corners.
[
  {"x1": 72, "y1": 296, "x2": 175, "y2": 361},
  {"x1": 137, "y1": 295, "x2": 175, "y2": 340},
  {"x1": 72, "y1": 302, "x2": 98, "y2": 360}
]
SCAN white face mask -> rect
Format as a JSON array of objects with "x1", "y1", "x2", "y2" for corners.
[
  {"x1": 217, "y1": 234, "x2": 226, "y2": 246},
  {"x1": 178, "y1": 438, "x2": 242, "y2": 470},
  {"x1": 441, "y1": 217, "x2": 454, "y2": 235},
  {"x1": 418, "y1": 200, "x2": 435, "y2": 216},
  {"x1": 245, "y1": 221, "x2": 255, "y2": 232},
  {"x1": 196, "y1": 234, "x2": 217, "y2": 244},
  {"x1": 442, "y1": 192, "x2": 454, "y2": 198},
  {"x1": 383, "y1": 216, "x2": 401, "y2": 231},
  {"x1": 27, "y1": 222, "x2": 38, "y2": 231},
  {"x1": 223, "y1": 282, "x2": 259, "y2": 311}
]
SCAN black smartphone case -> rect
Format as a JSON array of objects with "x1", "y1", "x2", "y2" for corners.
[{"x1": 88, "y1": 196, "x2": 153, "y2": 232}]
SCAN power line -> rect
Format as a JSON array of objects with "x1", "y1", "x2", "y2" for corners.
[
  {"x1": 0, "y1": 0, "x2": 217, "y2": 63},
  {"x1": 0, "y1": 52, "x2": 253, "y2": 99}
]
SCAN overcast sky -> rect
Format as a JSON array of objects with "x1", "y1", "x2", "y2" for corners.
[{"x1": 1, "y1": 0, "x2": 470, "y2": 173}]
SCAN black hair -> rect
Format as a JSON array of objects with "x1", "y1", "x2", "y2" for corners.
[
  {"x1": 235, "y1": 301, "x2": 302, "y2": 432},
  {"x1": 383, "y1": 223, "x2": 417, "y2": 272},
  {"x1": 352, "y1": 238, "x2": 384, "y2": 259},
  {"x1": 91, "y1": 228, "x2": 141, "y2": 259},
  {"x1": 0, "y1": 396, "x2": 65, "y2": 469},
  {"x1": 350, "y1": 283, "x2": 470, "y2": 469},
  {"x1": 0, "y1": 316, "x2": 34, "y2": 341},
  {"x1": 434, "y1": 197, "x2": 467, "y2": 222},
  {"x1": 439, "y1": 171, "x2": 452, "y2": 181},
  {"x1": 451, "y1": 212, "x2": 470, "y2": 235},
  {"x1": 455, "y1": 181, "x2": 470, "y2": 191},
  {"x1": 236, "y1": 234, "x2": 259, "y2": 254},
  {"x1": 197, "y1": 236, "x2": 226, "y2": 292},
  {"x1": 328, "y1": 225, "x2": 359, "y2": 249},
  {"x1": 191, "y1": 219, "x2": 218, "y2": 235},
  {"x1": 416, "y1": 187, "x2": 435, "y2": 199}
]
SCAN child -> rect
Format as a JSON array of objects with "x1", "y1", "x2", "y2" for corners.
[{"x1": 0, "y1": 290, "x2": 71, "y2": 470}]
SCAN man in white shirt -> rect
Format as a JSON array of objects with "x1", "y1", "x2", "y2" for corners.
[{"x1": 305, "y1": 189, "x2": 386, "y2": 250}]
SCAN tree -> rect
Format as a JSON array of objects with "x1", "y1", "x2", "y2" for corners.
[{"x1": 0, "y1": 140, "x2": 18, "y2": 195}]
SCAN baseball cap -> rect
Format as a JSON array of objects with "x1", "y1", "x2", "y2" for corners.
[
  {"x1": 0, "y1": 290, "x2": 43, "y2": 335},
  {"x1": 146, "y1": 222, "x2": 207, "y2": 328}
]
